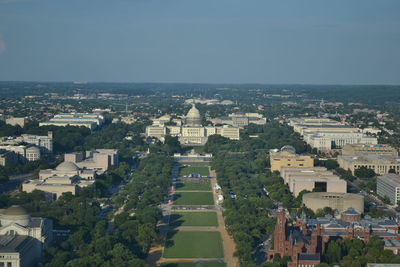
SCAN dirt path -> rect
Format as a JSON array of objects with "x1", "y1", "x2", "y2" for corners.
[
  {"x1": 209, "y1": 168, "x2": 239, "y2": 267},
  {"x1": 164, "y1": 226, "x2": 219, "y2": 231},
  {"x1": 158, "y1": 258, "x2": 224, "y2": 264},
  {"x1": 174, "y1": 190, "x2": 212, "y2": 192}
]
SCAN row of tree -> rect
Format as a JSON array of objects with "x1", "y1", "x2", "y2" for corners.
[{"x1": 208, "y1": 122, "x2": 311, "y2": 266}]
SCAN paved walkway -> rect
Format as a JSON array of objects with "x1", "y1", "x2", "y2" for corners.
[
  {"x1": 209, "y1": 168, "x2": 239, "y2": 267},
  {"x1": 146, "y1": 164, "x2": 238, "y2": 267}
]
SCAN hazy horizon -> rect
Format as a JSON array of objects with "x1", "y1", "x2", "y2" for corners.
[{"x1": 0, "y1": 0, "x2": 399, "y2": 84}]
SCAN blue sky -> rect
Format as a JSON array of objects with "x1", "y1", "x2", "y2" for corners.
[{"x1": 0, "y1": 0, "x2": 399, "y2": 84}]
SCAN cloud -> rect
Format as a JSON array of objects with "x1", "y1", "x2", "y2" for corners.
[{"x1": 0, "y1": 40, "x2": 6, "y2": 54}]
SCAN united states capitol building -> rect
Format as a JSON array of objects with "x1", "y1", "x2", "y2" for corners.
[{"x1": 145, "y1": 104, "x2": 240, "y2": 145}]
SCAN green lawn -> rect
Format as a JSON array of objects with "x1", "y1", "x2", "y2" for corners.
[
  {"x1": 173, "y1": 192, "x2": 214, "y2": 205},
  {"x1": 170, "y1": 212, "x2": 218, "y2": 227},
  {"x1": 175, "y1": 180, "x2": 211, "y2": 191},
  {"x1": 180, "y1": 166, "x2": 210, "y2": 177},
  {"x1": 163, "y1": 231, "x2": 223, "y2": 258},
  {"x1": 161, "y1": 263, "x2": 226, "y2": 267}
]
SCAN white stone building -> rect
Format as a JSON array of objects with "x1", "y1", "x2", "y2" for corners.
[
  {"x1": 22, "y1": 161, "x2": 95, "y2": 199},
  {"x1": 145, "y1": 104, "x2": 240, "y2": 145},
  {"x1": 0, "y1": 206, "x2": 53, "y2": 267},
  {"x1": 39, "y1": 113, "x2": 105, "y2": 130}
]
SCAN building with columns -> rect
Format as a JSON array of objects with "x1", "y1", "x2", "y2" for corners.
[
  {"x1": 289, "y1": 117, "x2": 378, "y2": 152},
  {"x1": 0, "y1": 206, "x2": 53, "y2": 267},
  {"x1": 146, "y1": 104, "x2": 240, "y2": 145}
]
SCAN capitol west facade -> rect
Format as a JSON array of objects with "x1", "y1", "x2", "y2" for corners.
[{"x1": 145, "y1": 104, "x2": 240, "y2": 145}]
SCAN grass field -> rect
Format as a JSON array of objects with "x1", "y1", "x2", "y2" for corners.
[
  {"x1": 163, "y1": 231, "x2": 223, "y2": 258},
  {"x1": 180, "y1": 166, "x2": 210, "y2": 177},
  {"x1": 170, "y1": 212, "x2": 218, "y2": 227},
  {"x1": 175, "y1": 180, "x2": 211, "y2": 191},
  {"x1": 161, "y1": 263, "x2": 226, "y2": 267},
  {"x1": 173, "y1": 192, "x2": 214, "y2": 205}
]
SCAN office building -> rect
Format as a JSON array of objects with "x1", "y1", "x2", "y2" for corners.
[
  {"x1": 338, "y1": 154, "x2": 400, "y2": 175},
  {"x1": 269, "y1": 145, "x2": 314, "y2": 172},
  {"x1": 0, "y1": 150, "x2": 18, "y2": 166},
  {"x1": 22, "y1": 161, "x2": 95, "y2": 199},
  {"x1": 0, "y1": 132, "x2": 53, "y2": 155},
  {"x1": 289, "y1": 117, "x2": 378, "y2": 152},
  {"x1": 377, "y1": 174, "x2": 400, "y2": 205},
  {"x1": 342, "y1": 144, "x2": 398, "y2": 157},
  {"x1": 302, "y1": 192, "x2": 364, "y2": 213},
  {"x1": 0, "y1": 206, "x2": 53, "y2": 267},
  {"x1": 0, "y1": 145, "x2": 41, "y2": 164},
  {"x1": 64, "y1": 149, "x2": 119, "y2": 173},
  {"x1": 280, "y1": 167, "x2": 347, "y2": 197},
  {"x1": 39, "y1": 113, "x2": 105, "y2": 130},
  {"x1": 5, "y1": 117, "x2": 26, "y2": 128},
  {"x1": 210, "y1": 112, "x2": 266, "y2": 128}
]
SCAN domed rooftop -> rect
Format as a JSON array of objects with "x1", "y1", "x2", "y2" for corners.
[
  {"x1": 26, "y1": 146, "x2": 40, "y2": 153},
  {"x1": 2, "y1": 205, "x2": 28, "y2": 216},
  {"x1": 56, "y1": 161, "x2": 79, "y2": 172},
  {"x1": 280, "y1": 145, "x2": 296, "y2": 154},
  {"x1": 186, "y1": 104, "x2": 201, "y2": 119}
]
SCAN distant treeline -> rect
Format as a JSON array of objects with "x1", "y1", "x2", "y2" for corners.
[{"x1": 1, "y1": 81, "x2": 399, "y2": 105}]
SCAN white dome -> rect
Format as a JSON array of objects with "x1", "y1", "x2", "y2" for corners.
[
  {"x1": 186, "y1": 104, "x2": 201, "y2": 119},
  {"x1": 56, "y1": 161, "x2": 79, "y2": 171}
]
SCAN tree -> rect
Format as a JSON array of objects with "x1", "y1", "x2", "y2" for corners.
[
  {"x1": 355, "y1": 166, "x2": 376, "y2": 179},
  {"x1": 325, "y1": 240, "x2": 342, "y2": 264},
  {"x1": 0, "y1": 166, "x2": 9, "y2": 184}
]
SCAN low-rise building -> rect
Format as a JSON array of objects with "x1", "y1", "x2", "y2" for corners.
[
  {"x1": 0, "y1": 145, "x2": 41, "y2": 163},
  {"x1": 0, "y1": 205, "x2": 53, "y2": 267},
  {"x1": 22, "y1": 161, "x2": 95, "y2": 199},
  {"x1": 342, "y1": 144, "x2": 398, "y2": 157},
  {"x1": 302, "y1": 192, "x2": 364, "y2": 213},
  {"x1": 0, "y1": 132, "x2": 53, "y2": 154},
  {"x1": 39, "y1": 113, "x2": 105, "y2": 130},
  {"x1": 338, "y1": 154, "x2": 400, "y2": 175},
  {"x1": 64, "y1": 149, "x2": 119, "y2": 173},
  {"x1": 377, "y1": 174, "x2": 400, "y2": 205},
  {"x1": 5, "y1": 117, "x2": 27, "y2": 128},
  {"x1": 280, "y1": 167, "x2": 347, "y2": 197},
  {"x1": 0, "y1": 150, "x2": 18, "y2": 166},
  {"x1": 210, "y1": 112, "x2": 266, "y2": 128},
  {"x1": 289, "y1": 117, "x2": 378, "y2": 152},
  {"x1": 269, "y1": 145, "x2": 314, "y2": 172}
]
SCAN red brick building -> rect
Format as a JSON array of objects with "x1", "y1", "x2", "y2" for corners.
[{"x1": 268, "y1": 209, "x2": 400, "y2": 267}]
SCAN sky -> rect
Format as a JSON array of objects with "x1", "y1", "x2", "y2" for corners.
[{"x1": 0, "y1": 0, "x2": 399, "y2": 84}]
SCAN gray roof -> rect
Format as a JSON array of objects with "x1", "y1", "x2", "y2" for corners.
[
  {"x1": 298, "y1": 253, "x2": 320, "y2": 261},
  {"x1": 0, "y1": 235, "x2": 33, "y2": 253}
]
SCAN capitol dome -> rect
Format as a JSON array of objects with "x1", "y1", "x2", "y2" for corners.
[
  {"x1": 56, "y1": 161, "x2": 79, "y2": 172},
  {"x1": 185, "y1": 104, "x2": 202, "y2": 126}
]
